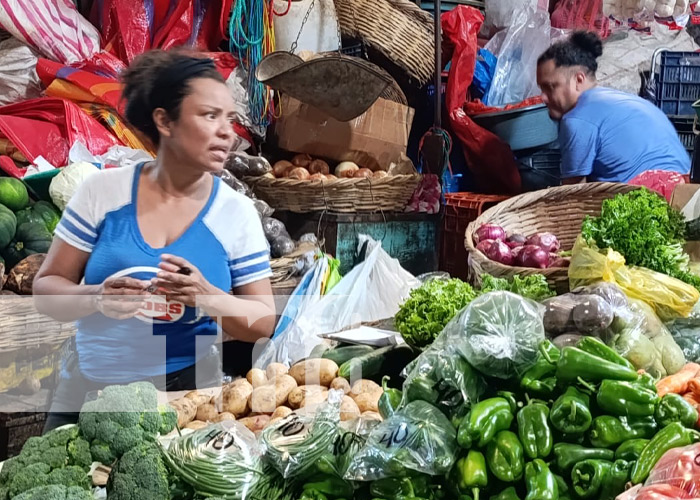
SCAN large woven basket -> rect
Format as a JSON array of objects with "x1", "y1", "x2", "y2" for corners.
[
  {"x1": 465, "y1": 183, "x2": 641, "y2": 294},
  {"x1": 245, "y1": 174, "x2": 422, "y2": 213}
]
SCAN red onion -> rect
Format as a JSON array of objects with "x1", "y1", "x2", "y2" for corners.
[
  {"x1": 507, "y1": 240, "x2": 524, "y2": 249},
  {"x1": 511, "y1": 246, "x2": 524, "y2": 259},
  {"x1": 507, "y1": 234, "x2": 527, "y2": 244},
  {"x1": 526, "y1": 232, "x2": 560, "y2": 253},
  {"x1": 486, "y1": 240, "x2": 514, "y2": 265},
  {"x1": 549, "y1": 255, "x2": 570, "y2": 268},
  {"x1": 476, "y1": 239, "x2": 496, "y2": 254},
  {"x1": 474, "y1": 224, "x2": 506, "y2": 244},
  {"x1": 516, "y1": 245, "x2": 550, "y2": 269}
]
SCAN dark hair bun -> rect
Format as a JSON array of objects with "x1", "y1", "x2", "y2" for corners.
[{"x1": 570, "y1": 31, "x2": 603, "y2": 59}]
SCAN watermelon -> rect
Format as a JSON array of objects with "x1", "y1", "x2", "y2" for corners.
[
  {"x1": 16, "y1": 201, "x2": 61, "y2": 234},
  {"x1": 0, "y1": 178, "x2": 29, "y2": 211},
  {"x1": 2, "y1": 222, "x2": 52, "y2": 269},
  {"x1": 0, "y1": 204, "x2": 16, "y2": 248}
]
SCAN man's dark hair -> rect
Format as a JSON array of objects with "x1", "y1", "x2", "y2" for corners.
[{"x1": 537, "y1": 31, "x2": 603, "y2": 75}]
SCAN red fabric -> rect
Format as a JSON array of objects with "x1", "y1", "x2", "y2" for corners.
[
  {"x1": 442, "y1": 6, "x2": 521, "y2": 194},
  {"x1": 550, "y1": 0, "x2": 611, "y2": 38},
  {"x1": 0, "y1": 98, "x2": 118, "y2": 178},
  {"x1": 628, "y1": 170, "x2": 687, "y2": 202}
]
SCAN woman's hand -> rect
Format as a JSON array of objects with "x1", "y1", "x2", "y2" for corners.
[
  {"x1": 149, "y1": 254, "x2": 218, "y2": 308},
  {"x1": 95, "y1": 276, "x2": 151, "y2": 320}
]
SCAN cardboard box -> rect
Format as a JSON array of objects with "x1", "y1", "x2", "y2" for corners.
[
  {"x1": 273, "y1": 95, "x2": 415, "y2": 171},
  {"x1": 671, "y1": 183, "x2": 700, "y2": 261}
]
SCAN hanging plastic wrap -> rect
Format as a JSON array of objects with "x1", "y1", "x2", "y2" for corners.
[
  {"x1": 344, "y1": 400, "x2": 458, "y2": 481},
  {"x1": 260, "y1": 390, "x2": 342, "y2": 478},
  {"x1": 161, "y1": 421, "x2": 264, "y2": 500}
]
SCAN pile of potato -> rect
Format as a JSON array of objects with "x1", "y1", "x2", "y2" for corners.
[
  {"x1": 270, "y1": 154, "x2": 391, "y2": 181},
  {"x1": 169, "y1": 359, "x2": 385, "y2": 435}
]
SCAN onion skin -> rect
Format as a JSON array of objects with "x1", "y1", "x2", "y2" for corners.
[
  {"x1": 526, "y1": 232, "x2": 560, "y2": 253},
  {"x1": 474, "y1": 224, "x2": 506, "y2": 244},
  {"x1": 476, "y1": 239, "x2": 496, "y2": 254},
  {"x1": 486, "y1": 240, "x2": 514, "y2": 265},
  {"x1": 516, "y1": 245, "x2": 550, "y2": 269}
]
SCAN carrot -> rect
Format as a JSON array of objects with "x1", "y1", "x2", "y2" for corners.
[
  {"x1": 656, "y1": 363, "x2": 700, "y2": 397},
  {"x1": 687, "y1": 378, "x2": 700, "y2": 398},
  {"x1": 683, "y1": 392, "x2": 700, "y2": 406}
]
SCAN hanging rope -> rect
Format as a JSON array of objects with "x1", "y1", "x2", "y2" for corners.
[{"x1": 418, "y1": 127, "x2": 453, "y2": 177}]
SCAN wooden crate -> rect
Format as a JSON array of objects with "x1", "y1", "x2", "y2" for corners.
[{"x1": 0, "y1": 389, "x2": 51, "y2": 460}]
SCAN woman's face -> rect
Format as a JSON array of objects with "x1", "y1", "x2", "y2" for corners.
[{"x1": 160, "y1": 77, "x2": 237, "y2": 173}]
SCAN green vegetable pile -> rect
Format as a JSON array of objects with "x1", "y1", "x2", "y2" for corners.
[
  {"x1": 395, "y1": 275, "x2": 554, "y2": 349},
  {"x1": 581, "y1": 188, "x2": 700, "y2": 290}
]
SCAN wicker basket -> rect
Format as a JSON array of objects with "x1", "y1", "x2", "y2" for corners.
[
  {"x1": 465, "y1": 183, "x2": 641, "y2": 294},
  {"x1": 0, "y1": 297, "x2": 76, "y2": 353},
  {"x1": 245, "y1": 174, "x2": 422, "y2": 213}
]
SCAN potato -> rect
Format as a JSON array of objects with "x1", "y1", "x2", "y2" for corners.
[
  {"x1": 266, "y1": 363, "x2": 288, "y2": 380},
  {"x1": 271, "y1": 406, "x2": 293, "y2": 420},
  {"x1": 247, "y1": 368, "x2": 268, "y2": 388},
  {"x1": 184, "y1": 390, "x2": 211, "y2": 407},
  {"x1": 330, "y1": 377, "x2": 351, "y2": 394},
  {"x1": 229, "y1": 378, "x2": 254, "y2": 390},
  {"x1": 212, "y1": 412, "x2": 236, "y2": 423},
  {"x1": 239, "y1": 415, "x2": 271, "y2": 434},
  {"x1": 301, "y1": 390, "x2": 329, "y2": 409},
  {"x1": 340, "y1": 396, "x2": 361, "y2": 421},
  {"x1": 196, "y1": 403, "x2": 218, "y2": 422},
  {"x1": 287, "y1": 385, "x2": 326, "y2": 409},
  {"x1": 350, "y1": 379, "x2": 381, "y2": 398},
  {"x1": 186, "y1": 420, "x2": 209, "y2": 431},
  {"x1": 361, "y1": 411, "x2": 383, "y2": 421},
  {"x1": 289, "y1": 359, "x2": 338, "y2": 387},
  {"x1": 223, "y1": 382, "x2": 253, "y2": 417},
  {"x1": 249, "y1": 385, "x2": 277, "y2": 414},
  {"x1": 353, "y1": 391, "x2": 381, "y2": 413},
  {"x1": 171, "y1": 398, "x2": 197, "y2": 428}
]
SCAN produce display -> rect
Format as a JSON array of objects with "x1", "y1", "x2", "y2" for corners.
[
  {"x1": 473, "y1": 225, "x2": 570, "y2": 269},
  {"x1": 268, "y1": 155, "x2": 392, "y2": 181}
]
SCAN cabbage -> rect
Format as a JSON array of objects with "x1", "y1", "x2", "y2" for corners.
[{"x1": 49, "y1": 162, "x2": 100, "y2": 211}]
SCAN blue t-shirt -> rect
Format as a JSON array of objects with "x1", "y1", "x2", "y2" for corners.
[
  {"x1": 559, "y1": 87, "x2": 690, "y2": 182},
  {"x1": 54, "y1": 163, "x2": 272, "y2": 383}
]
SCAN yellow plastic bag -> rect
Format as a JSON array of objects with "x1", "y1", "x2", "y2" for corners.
[{"x1": 569, "y1": 236, "x2": 700, "y2": 321}]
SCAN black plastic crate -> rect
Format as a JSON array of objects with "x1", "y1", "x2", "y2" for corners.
[
  {"x1": 656, "y1": 51, "x2": 700, "y2": 116},
  {"x1": 669, "y1": 115, "x2": 696, "y2": 156}
]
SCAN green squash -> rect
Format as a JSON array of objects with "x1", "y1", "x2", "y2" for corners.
[
  {"x1": 2, "y1": 222, "x2": 52, "y2": 269},
  {"x1": 0, "y1": 178, "x2": 29, "y2": 211},
  {"x1": 16, "y1": 201, "x2": 61, "y2": 234},
  {"x1": 0, "y1": 204, "x2": 17, "y2": 249}
]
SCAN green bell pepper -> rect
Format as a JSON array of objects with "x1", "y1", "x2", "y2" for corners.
[
  {"x1": 485, "y1": 430, "x2": 524, "y2": 483},
  {"x1": 517, "y1": 400, "x2": 553, "y2": 460},
  {"x1": 451, "y1": 451, "x2": 489, "y2": 500},
  {"x1": 589, "y1": 415, "x2": 657, "y2": 449},
  {"x1": 550, "y1": 386, "x2": 592, "y2": 435},
  {"x1": 596, "y1": 379, "x2": 659, "y2": 417},
  {"x1": 524, "y1": 459, "x2": 558, "y2": 500},
  {"x1": 655, "y1": 393, "x2": 699, "y2": 428},
  {"x1": 404, "y1": 375, "x2": 439, "y2": 405},
  {"x1": 300, "y1": 492, "x2": 328, "y2": 500},
  {"x1": 378, "y1": 376, "x2": 403, "y2": 419},
  {"x1": 553, "y1": 474, "x2": 569, "y2": 496},
  {"x1": 496, "y1": 391, "x2": 519, "y2": 414},
  {"x1": 458, "y1": 397, "x2": 514, "y2": 449},
  {"x1": 614, "y1": 439, "x2": 649, "y2": 462},
  {"x1": 599, "y1": 460, "x2": 632, "y2": 500},
  {"x1": 520, "y1": 341, "x2": 560, "y2": 397},
  {"x1": 489, "y1": 487, "x2": 521, "y2": 500},
  {"x1": 555, "y1": 346, "x2": 638, "y2": 383},
  {"x1": 571, "y1": 460, "x2": 613, "y2": 499},
  {"x1": 636, "y1": 372, "x2": 658, "y2": 393},
  {"x1": 552, "y1": 443, "x2": 615, "y2": 473},
  {"x1": 370, "y1": 478, "x2": 416, "y2": 499},
  {"x1": 302, "y1": 475, "x2": 354, "y2": 498},
  {"x1": 577, "y1": 336, "x2": 635, "y2": 370},
  {"x1": 631, "y1": 421, "x2": 700, "y2": 484}
]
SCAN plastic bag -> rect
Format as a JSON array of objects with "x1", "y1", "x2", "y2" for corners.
[
  {"x1": 161, "y1": 420, "x2": 264, "y2": 499},
  {"x1": 226, "y1": 151, "x2": 272, "y2": 178},
  {"x1": 0, "y1": 0, "x2": 100, "y2": 64},
  {"x1": 551, "y1": 0, "x2": 611, "y2": 39},
  {"x1": 569, "y1": 236, "x2": 700, "y2": 322},
  {"x1": 322, "y1": 415, "x2": 380, "y2": 479},
  {"x1": 484, "y1": 6, "x2": 552, "y2": 107},
  {"x1": 344, "y1": 400, "x2": 458, "y2": 481},
  {"x1": 0, "y1": 38, "x2": 42, "y2": 107},
  {"x1": 484, "y1": 0, "x2": 538, "y2": 34},
  {"x1": 471, "y1": 49, "x2": 498, "y2": 103},
  {"x1": 617, "y1": 443, "x2": 700, "y2": 500},
  {"x1": 260, "y1": 390, "x2": 342, "y2": 478},
  {"x1": 68, "y1": 142, "x2": 153, "y2": 170},
  {"x1": 446, "y1": 291, "x2": 545, "y2": 379}
]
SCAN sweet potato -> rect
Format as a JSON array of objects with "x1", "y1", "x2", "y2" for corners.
[
  {"x1": 266, "y1": 363, "x2": 288, "y2": 379},
  {"x1": 289, "y1": 359, "x2": 338, "y2": 387},
  {"x1": 287, "y1": 385, "x2": 326, "y2": 409},
  {"x1": 247, "y1": 368, "x2": 268, "y2": 388}
]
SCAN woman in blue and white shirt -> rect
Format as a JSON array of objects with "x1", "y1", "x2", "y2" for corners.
[{"x1": 34, "y1": 50, "x2": 275, "y2": 431}]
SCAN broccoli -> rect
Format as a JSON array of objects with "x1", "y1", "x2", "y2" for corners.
[
  {"x1": 0, "y1": 457, "x2": 22, "y2": 484},
  {"x1": 158, "y1": 405, "x2": 178, "y2": 435},
  {"x1": 12, "y1": 485, "x2": 93, "y2": 500},
  {"x1": 107, "y1": 442, "x2": 170, "y2": 500},
  {"x1": 47, "y1": 466, "x2": 91, "y2": 490},
  {"x1": 77, "y1": 382, "x2": 174, "y2": 462},
  {"x1": 8, "y1": 463, "x2": 50, "y2": 497},
  {"x1": 45, "y1": 427, "x2": 80, "y2": 448},
  {"x1": 67, "y1": 438, "x2": 92, "y2": 471}
]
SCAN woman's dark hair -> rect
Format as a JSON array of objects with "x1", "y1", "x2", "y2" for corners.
[
  {"x1": 121, "y1": 50, "x2": 225, "y2": 145},
  {"x1": 537, "y1": 31, "x2": 603, "y2": 75}
]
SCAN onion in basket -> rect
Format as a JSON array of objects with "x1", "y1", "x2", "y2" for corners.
[
  {"x1": 474, "y1": 224, "x2": 506, "y2": 244},
  {"x1": 335, "y1": 161, "x2": 359, "y2": 178},
  {"x1": 516, "y1": 245, "x2": 550, "y2": 269},
  {"x1": 485, "y1": 240, "x2": 514, "y2": 265},
  {"x1": 288, "y1": 167, "x2": 310, "y2": 180}
]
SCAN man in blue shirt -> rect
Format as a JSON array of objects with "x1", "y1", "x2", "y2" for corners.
[{"x1": 536, "y1": 31, "x2": 690, "y2": 184}]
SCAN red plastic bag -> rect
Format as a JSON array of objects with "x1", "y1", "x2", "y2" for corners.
[
  {"x1": 0, "y1": 97, "x2": 118, "y2": 178},
  {"x1": 551, "y1": 0, "x2": 611, "y2": 39},
  {"x1": 442, "y1": 6, "x2": 521, "y2": 194},
  {"x1": 628, "y1": 170, "x2": 688, "y2": 203},
  {"x1": 91, "y1": 0, "x2": 234, "y2": 65}
]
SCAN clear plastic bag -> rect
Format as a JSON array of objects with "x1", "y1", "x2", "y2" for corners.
[
  {"x1": 260, "y1": 390, "x2": 342, "y2": 478},
  {"x1": 447, "y1": 291, "x2": 545, "y2": 379},
  {"x1": 344, "y1": 400, "x2": 458, "y2": 481},
  {"x1": 225, "y1": 150, "x2": 272, "y2": 178},
  {"x1": 322, "y1": 415, "x2": 380, "y2": 479},
  {"x1": 161, "y1": 421, "x2": 264, "y2": 500},
  {"x1": 253, "y1": 199, "x2": 274, "y2": 219}
]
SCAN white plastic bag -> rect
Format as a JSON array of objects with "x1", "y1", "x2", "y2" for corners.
[
  {"x1": 484, "y1": 0, "x2": 539, "y2": 34},
  {"x1": 0, "y1": 0, "x2": 100, "y2": 64},
  {"x1": 0, "y1": 38, "x2": 41, "y2": 106},
  {"x1": 255, "y1": 236, "x2": 420, "y2": 367},
  {"x1": 68, "y1": 141, "x2": 154, "y2": 170}
]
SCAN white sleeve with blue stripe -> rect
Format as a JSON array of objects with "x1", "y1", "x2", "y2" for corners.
[{"x1": 54, "y1": 175, "x2": 101, "y2": 253}]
